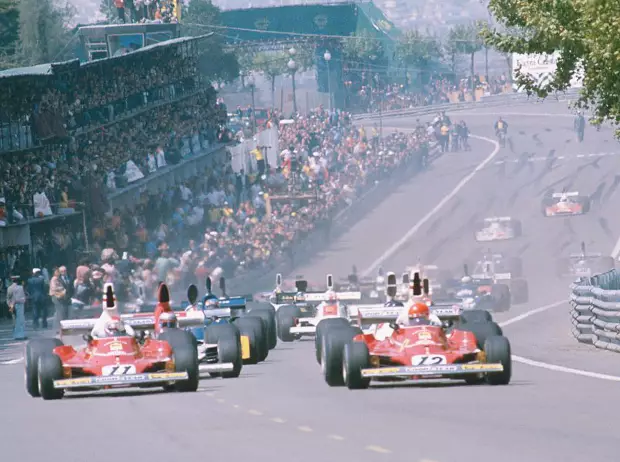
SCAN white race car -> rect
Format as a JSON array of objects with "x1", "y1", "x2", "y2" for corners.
[
  {"x1": 474, "y1": 217, "x2": 522, "y2": 242},
  {"x1": 275, "y1": 274, "x2": 362, "y2": 342}
]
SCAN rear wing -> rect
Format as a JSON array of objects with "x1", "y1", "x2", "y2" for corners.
[
  {"x1": 552, "y1": 191, "x2": 579, "y2": 198},
  {"x1": 59, "y1": 312, "x2": 206, "y2": 335},
  {"x1": 349, "y1": 305, "x2": 402, "y2": 324},
  {"x1": 483, "y1": 216, "x2": 512, "y2": 222},
  {"x1": 430, "y1": 301, "x2": 462, "y2": 320},
  {"x1": 493, "y1": 272, "x2": 511, "y2": 280},
  {"x1": 304, "y1": 291, "x2": 362, "y2": 302}
]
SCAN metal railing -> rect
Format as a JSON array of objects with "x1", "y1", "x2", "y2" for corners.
[
  {"x1": 570, "y1": 269, "x2": 620, "y2": 352},
  {"x1": 352, "y1": 88, "x2": 581, "y2": 121}
]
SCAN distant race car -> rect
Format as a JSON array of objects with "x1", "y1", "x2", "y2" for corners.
[
  {"x1": 25, "y1": 315, "x2": 199, "y2": 400},
  {"x1": 319, "y1": 302, "x2": 511, "y2": 389},
  {"x1": 556, "y1": 242, "x2": 615, "y2": 278},
  {"x1": 542, "y1": 191, "x2": 590, "y2": 217},
  {"x1": 274, "y1": 274, "x2": 362, "y2": 342},
  {"x1": 474, "y1": 217, "x2": 522, "y2": 242},
  {"x1": 468, "y1": 252, "x2": 529, "y2": 304}
]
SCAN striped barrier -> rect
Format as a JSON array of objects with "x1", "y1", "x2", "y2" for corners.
[{"x1": 570, "y1": 269, "x2": 620, "y2": 352}]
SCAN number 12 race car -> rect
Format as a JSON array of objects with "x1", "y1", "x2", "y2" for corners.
[{"x1": 320, "y1": 303, "x2": 511, "y2": 389}]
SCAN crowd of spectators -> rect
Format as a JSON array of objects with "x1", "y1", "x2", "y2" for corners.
[{"x1": 114, "y1": 0, "x2": 179, "y2": 24}]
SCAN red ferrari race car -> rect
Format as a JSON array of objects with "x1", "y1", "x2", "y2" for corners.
[
  {"x1": 541, "y1": 191, "x2": 590, "y2": 217},
  {"x1": 321, "y1": 306, "x2": 511, "y2": 389},
  {"x1": 25, "y1": 317, "x2": 199, "y2": 400}
]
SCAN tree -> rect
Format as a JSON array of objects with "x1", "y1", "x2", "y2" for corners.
[
  {"x1": 482, "y1": 1, "x2": 615, "y2": 127},
  {"x1": 183, "y1": 0, "x2": 239, "y2": 83},
  {"x1": 448, "y1": 22, "x2": 484, "y2": 92},
  {"x1": 397, "y1": 30, "x2": 441, "y2": 86},
  {"x1": 342, "y1": 29, "x2": 385, "y2": 75},
  {"x1": 251, "y1": 52, "x2": 288, "y2": 107},
  {"x1": 0, "y1": 0, "x2": 19, "y2": 69},
  {"x1": 18, "y1": 0, "x2": 76, "y2": 66}
]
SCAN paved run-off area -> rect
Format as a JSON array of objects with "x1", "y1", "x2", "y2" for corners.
[{"x1": 2, "y1": 101, "x2": 620, "y2": 462}]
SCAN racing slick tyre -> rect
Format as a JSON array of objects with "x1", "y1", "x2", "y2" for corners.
[
  {"x1": 25, "y1": 338, "x2": 63, "y2": 398},
  {"x1": 462, "y1": 321, "x2": 503, "y2": 350},
  {"x1": 506, "y1": 257, "x2": 523, "y2": 278},
  {"x1": 204, "y1": 324, "x2": 242, "y2": 379},
  {"x1": 511, "y1": 220, "x2": 523, "y2": 238},
  {"x1": 38, "y1": 354, "x2": 64, "y2": 400},
  {"x1": 248, "y1": 305, "x2": 277, "y2": 350},
  {"x1": 510, "y1": 279, "x2": 529, "y2": 304},
  {"x1": 343, "y1": 341, "x2": 371, "y2": 390},
  {"x1": 460, "y1": 309, "x2": 492, "y2": 325},
  {"x1": 234, "y1": 317, "x2": 267, "y2": 364},
  {"x1": 578, "y1": 196, "x2": 591, "y2": 214},
  {"x1": 275, "y1": 305, "x2": 302, "y2": 342},
  {"x1": 484, "y1": 335, "x2": 512, "y2": 385},
  {"x1": 315, "y1": 318, "x2": 352, "y2": 364},
  {"x1": 595, "y1": 256, "x2": 616, "y2": 274},
  {"x1": 322, "y1": 327, "x2": 359, "y2": 387},
  {"x1": 159, "y1": 329, "x2": 199, "y2": 392},
  {"x1": 490, "y1": 284, "x2": 511, "y2": 312}
]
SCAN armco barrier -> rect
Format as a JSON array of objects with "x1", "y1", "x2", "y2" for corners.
[
  {"x1": 353, "y1": 88, "x2": 581, "y2": 121},
  {"x1": 570, "y1": 269, "x2": 620, "y2": 352}
]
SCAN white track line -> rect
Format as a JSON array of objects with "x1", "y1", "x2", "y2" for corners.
[
  {"x1": 512, "y1": 355, "x2": 620, "y2": 382},
  {"x1": 498, "y1": 301, "x2": 565, "y2": 328},
  {"x1": 361, "y1": 134, "x2": 500, "y2": 277}
]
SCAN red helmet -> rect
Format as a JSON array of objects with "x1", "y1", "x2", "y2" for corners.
[{"x1": 408, "y1": 302, "x2": 429, "y2": 319}]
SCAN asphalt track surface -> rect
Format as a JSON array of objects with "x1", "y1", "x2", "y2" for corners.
[{"x1": 3, "y1": 100, "x2": 620, "y2": 462}]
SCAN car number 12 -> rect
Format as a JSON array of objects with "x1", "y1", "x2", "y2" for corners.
[
  {"x1": 102, "y1": 365, "x2": 137, "y2": 376},
  {"x1": 411, "y1": 355, "x2": 446, "y2": 366}
]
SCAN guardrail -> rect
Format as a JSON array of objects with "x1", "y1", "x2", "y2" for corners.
[
  {"x1": 570, "y1": 269, "x2": 620, "y2": 352},
  {"x1": 353, "y1": 88, "x2": 581, "y2": 121}
]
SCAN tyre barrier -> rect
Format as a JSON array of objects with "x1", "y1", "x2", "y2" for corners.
[{"x1": 570, "y1": 269, "x2": 620, "y2": 352}]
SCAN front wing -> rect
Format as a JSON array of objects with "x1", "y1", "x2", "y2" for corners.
[
  {"x1": 360, "y1": 363, "x2": 503, "y2": 379},
  {"x1": 54, "y1": 372, "x2": 189, "y2": 389}
]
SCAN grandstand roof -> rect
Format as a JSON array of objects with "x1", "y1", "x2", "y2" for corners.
[{"x1": 0, "y1": 63, "x2": 55, "y2": 79}]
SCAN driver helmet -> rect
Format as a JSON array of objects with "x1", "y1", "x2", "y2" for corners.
[
  {"x1": 204, "y1": 298, "x2": 219, "y2": 310},
  {"x1": 105, "y1": 318, "x2": 123, "y2": 336},
  {"x1": 159, "y1": 312, "x2": 178, "y2": 330},
  {"x1": 326, "y1": 290, "x2": 337, "y2": 303},
  {"x1": 461, "y1": 276, "x2": 472, "y2": 284},
  {"x1": 560, "y1": 193, "x2": 568, "y2": 201},
  {"x1": 407, "y1": 302, "x2": 430, "y2": 325}
]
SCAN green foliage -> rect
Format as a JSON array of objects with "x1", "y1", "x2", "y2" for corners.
[
  {"x1": 342, "y1": 29, "x2": 384, "y2": 64},
  {"x1": 482, "y1": 0, "x2": 617, "y2": 127},
  {"x1": 448, "y1": 22, "x2": 484, "y2": 57},
  {"x1": 18, "y1": 0, "x2": 76, "y2": 65},
  {"x1": 183, "y1": 0, "x2": 239, "y2": 83},
  {"x1": 99, "y1": 0, "x2": 118, "y2": 22},
  {"x1": 289, "y1": 45, "x2": 314, "y2": 72},
  {"x1": 397, "y1": 30, "x2": 442, "y2": 69},
  {"x1": 252, "y1": 51, "x2": 288, "y2": 81},
  {"x1": 0, "y1": 0, "x2": 19, "y2": 67}
]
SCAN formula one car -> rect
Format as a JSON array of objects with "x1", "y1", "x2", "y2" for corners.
[
  {"x1": 439, "y1": 264, "x2": 513, "y2": 312},
  {"x1": 474, "y1": 217, "x2": 522, "y2": 242},
  {"x1": 556, "y1": 242, "x2": 615, "y2": 278},
  {"x1": 25, "y1": 288, "x2": 200, "y2": 400},
  {"x1": 275, "y1": 274, "x2": 362, "y2": 342},
  {"x1": 320, "y1": 294, "x2": 510, "y2": 389},
  {"x1": 469, "y1": 252, "x2": 528, "y2": 304},
  {"x1": 542, "y1": 191, "x2": 590, "y2": 217}
]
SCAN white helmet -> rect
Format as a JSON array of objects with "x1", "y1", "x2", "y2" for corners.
[{"x1": 461, "y1": 276, "x2": 472, "y2": 284}]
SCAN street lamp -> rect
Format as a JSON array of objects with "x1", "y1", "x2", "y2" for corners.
[
  {"x1": 288, "y1": 47, "x2": 298, "y2": 114},
  {"x1": 247, "y1": 74, "x2": 256, "y2": 134},
  {"x1": 324, "y1": 50, "x2": 332, "y2": 112}
]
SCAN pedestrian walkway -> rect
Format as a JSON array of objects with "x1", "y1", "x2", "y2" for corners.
[{"x1": 0, "y1": 317, "x2": 54, "y2": 365}]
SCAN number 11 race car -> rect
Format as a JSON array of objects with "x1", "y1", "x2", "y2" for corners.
[
  {"x1": 25, "y1": 315, "x2": 200, "y2": 400},
  {"x1": 474, "y1": 217, "x2": 522, "y2": 242}
]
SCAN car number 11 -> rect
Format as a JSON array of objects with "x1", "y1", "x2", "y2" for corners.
[
  {"x1": 411, "y1": 355, "x2": 446, "y2": 366},
  {"x1": 102, "y1": 365, "x2": 137, "y2": 376}
]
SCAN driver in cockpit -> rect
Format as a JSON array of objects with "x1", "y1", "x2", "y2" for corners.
[{"x1": 396, "y1": 302, "x2": 442, "y2": 327}]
